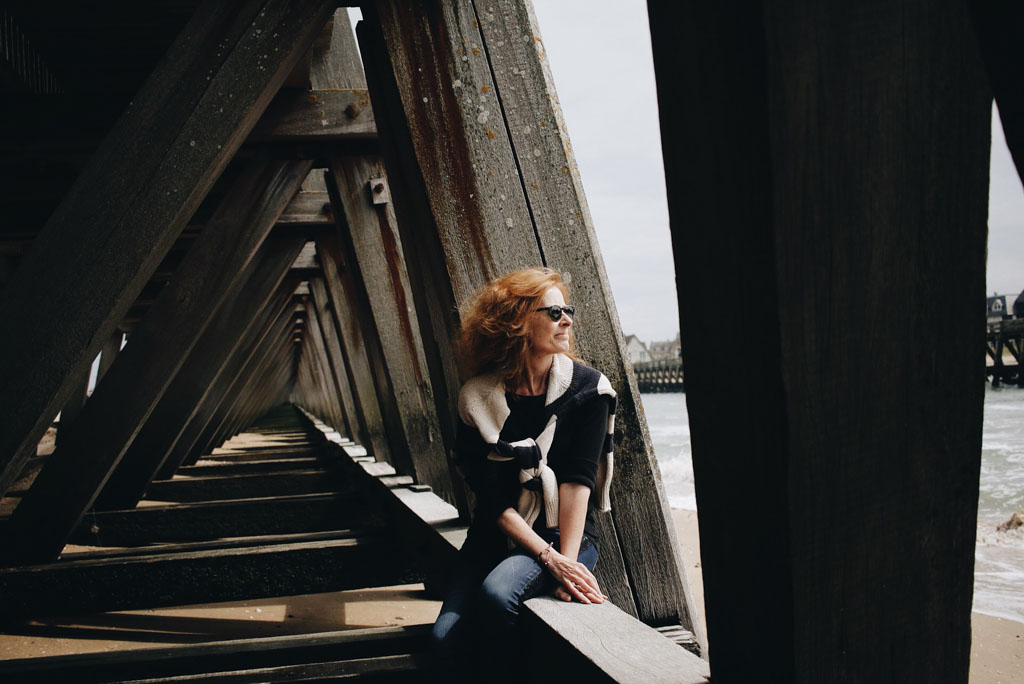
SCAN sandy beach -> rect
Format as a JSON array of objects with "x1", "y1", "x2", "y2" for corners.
[{"x1": 0, "y1": 507, "x2": 1020, "y2": 682}]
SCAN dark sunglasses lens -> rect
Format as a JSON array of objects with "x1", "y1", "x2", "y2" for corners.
[{"x1": 547, "y1": 306, "x2": 574, "y2": 321}]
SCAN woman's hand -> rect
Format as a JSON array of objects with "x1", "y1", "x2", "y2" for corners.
[{"x1": 543, "y1": 549, "x2": 607, "y2": 604}]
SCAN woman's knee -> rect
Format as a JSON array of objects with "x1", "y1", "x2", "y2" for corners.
[{"x1": 478, "y1": 554, "x2": 543, "y2": 620}]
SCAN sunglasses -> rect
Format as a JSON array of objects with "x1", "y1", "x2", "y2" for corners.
[{"x1": 536, "y1": 305, "x2": 575, "y2": 322}]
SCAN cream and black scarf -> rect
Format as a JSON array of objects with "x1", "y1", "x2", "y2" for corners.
[{"x1": 457, "y1": 353, "x2": 616, "y2": 529}]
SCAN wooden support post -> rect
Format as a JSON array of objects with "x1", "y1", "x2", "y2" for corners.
[
  {"x1": 299, "y1": 295, "x2": 347, "y2": 432},
  {"x1": 96, "y1": 330, "x2": 124, "y2": 384},
  {"x1": 95, "y1": 239, "x2": 307, "y2": 510},
  {"x1": 302, "y1": 294, "x2": 355, "y2": 436},
  {"x1": 308, "y1": 277, "x2": 363, "y2": 443},
  {"x1": 324, "y1": 157, "x2": 451, "y2": 499},
  {"x1": 315, "y1": 236, "x2": 392, "y2": 464},
  {"x1": 650, "y1": 2, "x2": 990, "y2": 680},
  {"x1": 55, "y1": 366, "x2": 90, "y2": 448},
  {"x1": 970, "y1": 4, "x2": 1024, "y2": 181},
  {"x1": 360, "y1": 1, "x2": 691, "y2": 630},
  {"x1": 2, "y1": 160, "x2": 312, "y2": 565},
  {"x1": 0, "y1": 0, "x2": 336, "y2": 497}
]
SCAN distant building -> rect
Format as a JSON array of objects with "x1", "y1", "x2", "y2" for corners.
[
  {"x1": 623, "y1": 335, "x2": 651, "y2": 364},
  {"x1": 648, "y1": 332, "x2": 681, "y2": 361},
  {"x1": 988, "y1": 294, "x2": 1008, "y2": 323}
]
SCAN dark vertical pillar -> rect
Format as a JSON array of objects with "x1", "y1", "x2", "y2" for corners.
[{"x1": 650, "y1": 1, "x2": 990, "y2": 680}]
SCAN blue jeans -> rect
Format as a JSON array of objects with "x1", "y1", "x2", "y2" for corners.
[{"x1": 431, "y1": 527, "x2": 599, "y2": 679}]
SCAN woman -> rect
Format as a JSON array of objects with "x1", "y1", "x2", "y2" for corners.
[{"x1": 431, "y1": 267, "x2": 617, "y2": 676}]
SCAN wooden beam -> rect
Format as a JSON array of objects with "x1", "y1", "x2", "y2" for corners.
[
  {"x1": 521, "y1": 598, "x2": 708, "y2": 683},
  {"x1": 0, "y1": 625, "x2": 427, "y2": 684},
  {"x1": 249, "y1": 88, "x2": 375, "y2": 142},
  {"x1": 970, "y1": 4, "x2": 1024, "y2": 182},
  {"x1": 94, "y1": 239, "x2": 306, "y2": 510},
  {"x1": 650, "y1": 1, "x2": 990, "y2": 680},
  {"x1": 143, "y1": 468, "x2": 342, "y2": 503},
  {"x1": 315, "y1": 235, "x2": 393, "y2": 464},
  {"x1": 325, "y1": 157, "x2": 451, "y2": 498},
  {"x1": 307, "y1": 277, "x2": 363, "y2": 445},
  {"x1": 2, "y1": 161, "x2": 311, "y2": 565},
  {"x1": 0, "y1": 0, "x2": 336, "y2": 497},
  {"x1": 299, "y1": 295, "x2": 350, "y2": 433},
  {"x1": 65, "y1": 493, "x2": 370, "y2": 547},
  {"x1": 354, "y1": 17, "x2": 469, "y2": 517},
  {"x1": 0, "y1": 534, "x2": 417, "y2": 619},
  {"x1": 278, "y1": 190, "x2": 333, "y2": 224},
  {"x1": 55, "y1": 365, "x2": 90, "y2": 448}
]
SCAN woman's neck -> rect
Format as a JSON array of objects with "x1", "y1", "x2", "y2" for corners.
[{"x1": 514, "y1": 352, "x2": 554, "y2": 395}]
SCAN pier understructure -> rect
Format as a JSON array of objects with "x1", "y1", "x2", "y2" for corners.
[
  {"x1": 0, "y1": 3, "x2": 705, "y2": 681},
  {"x1": 0, "y1": 1, "x2": 1017, "y2": 682}
]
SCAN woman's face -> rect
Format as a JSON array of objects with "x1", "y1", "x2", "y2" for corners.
[{"x1": 528, "y1": 286, "x2": 573, "y2": 357}]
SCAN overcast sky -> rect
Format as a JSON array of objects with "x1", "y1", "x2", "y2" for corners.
[{"x1": 532, "y1": 0, "x2": 1024, "y2": 341}]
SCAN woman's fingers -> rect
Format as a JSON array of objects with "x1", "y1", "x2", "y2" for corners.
[
  {"x1": 553, "y1": 585, "x2": 573, "y2": 602},
  {"x1": 571, "y1": 563, "x2": 606, "y2": 600}
]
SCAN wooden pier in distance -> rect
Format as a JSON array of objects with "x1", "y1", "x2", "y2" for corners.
[
  {"x1": 986, "y1": 318, "x2": 1024, "y2": 387},
  {"x1": 634, "y1": 358, "x2": 685, "y2": 393}
]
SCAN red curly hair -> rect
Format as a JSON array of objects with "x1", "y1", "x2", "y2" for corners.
[{"x1": 458, "y1": 267, "x2": 576, "y2": 389}]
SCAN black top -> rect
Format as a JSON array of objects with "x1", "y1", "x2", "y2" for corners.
[{"x1": 456, "y1": 392, "x2": 609, "y2": 540}]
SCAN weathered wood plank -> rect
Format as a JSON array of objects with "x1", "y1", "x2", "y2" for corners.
[
  {"x1": 2, "y1": 161, "x2": 311, "y2": 565},
  {"x1": 301, "y1": 294, "x2": 353, "y2": 436},
  {"x1": 314, "y1": 235, "x2": 392, "y2": 463},
  {"x1": 0, "y1": 535, "x2": 417, "y2": 619},
  {"x1": 651, "y1": 1, "x2": 990, "y2": 680},
  {"x1": 0, "y1": 0, "x2": 336, "y2": 497},
  {"x1": 143, "y1": 468, "x2": 342, "y2": 503},
  {"x1": 0, "y1": 625, "x2": 427, "y2": 684},
  {"x1": 116, "y1": 654, "x2": 422, "y2": 683},
  {"x1": 325, "y1": 156, "x2": 451, "y2": 499},
  {"x1": 62, "y1": 529, "x2": 363, "y2": 562},
  {"x1": 65, "y1": 492, "x2": 375, "y2": 547},
  {"x1": 95, "y1": 240, "x2": 307, "y2": 510},
  {"x1": 522, "y1": 598, "x2": 708, "y2": 683},
  {"x1": 180, "y1": 456, "x2": 327, "y2": 476},
  {"x1": 55, "y1": 365, "x2": 90, "y2": 447},
  {"x1": 307, "y1": 277, "x2": 363, "y2": 445},
  {"x1": 248, "y1": 88, "x2": 375, "y2": 142},
  {"x1": 355, "y1": 17, "x2": 471, "y2": 516},
  {"x1": 277, "y1": 190, "x2": 333, "y2": 225},
  {"x1": 364, "y1": 1, "x2": 541, "y2": 299},
  {"x1": 970, "y1": 4, "x2": 1024, "y2": 180}
]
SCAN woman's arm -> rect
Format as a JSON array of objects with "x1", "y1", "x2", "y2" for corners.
[
  {"x1": 556, "y1": 482, "x2": 590, "y2": 561},
  {"x1": 496, "y1": 504, "x2": 605, "y2": 604}
]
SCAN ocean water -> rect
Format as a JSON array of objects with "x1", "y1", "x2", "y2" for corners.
[{"x1": 641, "y1": 386, "x2": 1024, "y2": 625}]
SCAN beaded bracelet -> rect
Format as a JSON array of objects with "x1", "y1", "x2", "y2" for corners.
[{"x1": 537, "y1": 541, "x2": 554, "y2": 565}]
